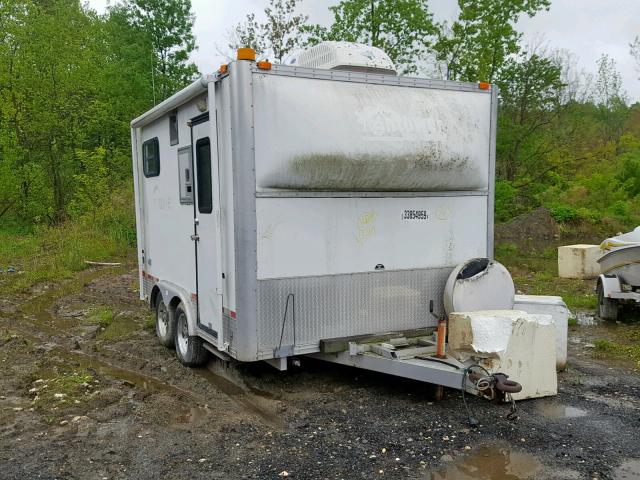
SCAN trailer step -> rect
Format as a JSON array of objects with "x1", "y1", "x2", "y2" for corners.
[
  {"x1": 319, "y1": 327, "x2": 437, "y2": 354},
  {"x1": 203, "y1": 343, "x2": 232, "y2": 362}
]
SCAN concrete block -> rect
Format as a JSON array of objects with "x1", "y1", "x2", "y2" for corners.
[
  {"x1": 513, "y1": 295, "x2": 569, "y2": 371},
  {"x1": 558, "y1": 244, "x2": 601, "y2": 279},
  {"x1": 449, "y1": 310, "x2": 557, "y2": 400}
]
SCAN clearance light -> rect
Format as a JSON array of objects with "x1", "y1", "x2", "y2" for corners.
[
  {"x1": 237, "y1": 48, "x2": 256, "y2": 61},
  {"x1": 479, "y1": 81, "x2": 491, "y2": 90},
  {"x1": 257, "y1": 60, "x2": 272, "y2": 70},
  {"x1": 218, "y1": 63, "x2": 228, "y2": 74}
]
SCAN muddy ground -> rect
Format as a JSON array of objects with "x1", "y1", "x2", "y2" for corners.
[{"x1": 1, "y1": 267, "x2": 639, "y2": 480}]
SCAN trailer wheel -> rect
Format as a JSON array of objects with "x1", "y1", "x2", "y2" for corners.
[
  {"x1": 155, "y1": 298, "x2": 176, "y2": 348},
  {"x1": 174, "y1": 303, "x2": 208, "y2": 367},
  {"x1": 597, "y1": 280, "x2": 619, "y2": 321}
]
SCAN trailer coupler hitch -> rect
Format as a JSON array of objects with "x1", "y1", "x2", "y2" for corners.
[
  {"x1": 468, "y1": 370, "x2": 522, "y2": 396},
  {"x1": 491, "y1": 373, "x2": 521, "y2": 421},
  {"x1": 492, "y1": 373, "x2": 522, "y2": 394},
  {"x1": 466, "y1": 369, "x2": 522, "y2": 423}
]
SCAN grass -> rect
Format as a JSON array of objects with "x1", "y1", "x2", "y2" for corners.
[
  {"x1": 0, "y1": 190, "x2": 136, "y2": 295},
  {"x1": 144, "y1": 314, "x2": 155, "y2": 331},
  {"x1": 86, "y1": 307, "x2": 116, "y2": 329},
  {"x1": 99, "y1": 316, "x2": 139, "y2": 341},
  {"x1": 495, "y1": 241, "x2": 597, "y2": 311},
  {"x1": 29, "y1": 369, "x2": 95, "y2": 410},
  {"x1": 593, "y1": 328, "x2": 640, "y2": 367},
  {"x1": 84, "y1": 306, "x2": 140, "y2": 341}
]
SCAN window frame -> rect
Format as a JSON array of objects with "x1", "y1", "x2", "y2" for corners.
[
  {"x1": 142, "y1": 137, "x2": 160, "y2": 178},
  {"x1": 195, "y1": 137, "x2": 212, "y2": 214},
  {"x1": 169, "y1": 112, "x2": 179, "y2": 146}
]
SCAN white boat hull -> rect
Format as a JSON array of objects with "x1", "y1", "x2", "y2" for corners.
[{"x1": 598, "y1": 245, "x2": 640, "y2": 286}]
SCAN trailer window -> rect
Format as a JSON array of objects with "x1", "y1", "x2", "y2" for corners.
[
  {"x1": 142, "y1": 137, "x2": 160, "y2": 177},
  {"x1": 169, "y1": 112, "x2": 179, "y2": 145},
  {"x1": 196, "y1": 137, "x2": 212, "y2": 214},
  {"x1": 178, "y1": 146, "x2": 192, "y2": 204}
]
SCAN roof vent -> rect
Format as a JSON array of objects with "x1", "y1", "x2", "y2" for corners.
[{"x1": 290, "y1": 41, "x2": 396, "y2": 75}]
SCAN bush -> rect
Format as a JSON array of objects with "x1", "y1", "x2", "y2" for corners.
[
  {"x1": 0, "y1": 185, "x2": 135, "y2": 294},
  {"x1": 548, "y1": 204, "x2": 581, "y2": 223},
  {"x1": 495, "y1": 180, "x2": 518, "y2": 222}
]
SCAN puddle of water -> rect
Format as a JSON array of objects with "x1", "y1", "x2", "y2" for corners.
[
  {"x1": 536, "y1": 403, "x2": 588, "y2": 419},
  {"x1": 428, "y1": 446, "x2": 541, "y2": 480},
  {"x1": 615, "y1": 460, "x2": 640, "y2": 480},
  {"x1": 575, "y1": 312, "x2": 600, "y2": 326},
  {"x1": 171, "y1": 407, "x2": 210, "y2": 428}
]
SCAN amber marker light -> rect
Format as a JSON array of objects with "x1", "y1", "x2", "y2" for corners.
[
  {"x1": 256, "y1": 60, "x2": 272, "y2": 70},
  {"x1": 479, "y1": 81, "x2": 491, "y2": 90},
  {"x1": 237, "y1": 48, "x2": 256, "y2": 61}
]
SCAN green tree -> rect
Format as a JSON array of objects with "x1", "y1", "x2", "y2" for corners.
[
  {"x1": 0, "y1": 0, "x2": 165, "y2": 226},
  {"x1": 88, "y1": 4, "x2": 156, "y2": 182},
  {"x1": 67, "y1": 148, "x2": 110, "y2": 219},
  {"x1": 228, "y1": 13, "x2": 263, "y2": 56},
  {"x1": 124, "y1": 0, "x2": 198, "y2": 101},
  {"x1": 593, "y1": 54, "x2": 628, "y2": 141},
  {"x1": 631, "y1": 36, "x2": 640, "y2": 77},
  {"x1": 496, "y1": 49, "x2": 565, "y2": 182},
  {"x1": 0, "y1": 0, "x2": 100, "y2": 223},
  {"x1": 305, "y1": 0, "x2": 437, "y2": 75},
  {"x1": 433, "y1": 0, "x2": 550, "y2": 82},
  {"x1": 228, "y1": 0, "x2": 309, "y2": 63}
]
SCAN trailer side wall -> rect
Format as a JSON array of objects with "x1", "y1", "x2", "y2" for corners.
[{"x1": 250, "y1": 71, "x2": 495, "y2": 359}]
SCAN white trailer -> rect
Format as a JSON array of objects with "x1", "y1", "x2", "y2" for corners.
[{"x1": 131, "y1": 43, "x2": 499, "y2": 391}]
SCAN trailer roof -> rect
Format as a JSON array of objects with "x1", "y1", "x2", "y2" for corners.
[
  {"x1": 130, "y1": 73, "x2": 216, "y2": 129},
  {"x1": 260, "y1": 64, "x2": 493, "y2": 94},
  {"x1": 130, "y1": 64, "x2": 493, "y2": 129}
]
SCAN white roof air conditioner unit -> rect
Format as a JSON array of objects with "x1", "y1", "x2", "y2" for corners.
[{"x1": 290, "y1": 41, "x2": 396, "y2": 75}]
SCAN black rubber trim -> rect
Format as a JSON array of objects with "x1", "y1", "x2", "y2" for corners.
[{"x1": 457, "y1": 258, "x2": 490, "y2": 280}]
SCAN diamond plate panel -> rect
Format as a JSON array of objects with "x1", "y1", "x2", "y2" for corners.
[
  {"x1": 223, "y1": 315, "x2": 234, "y2": 347},
  {"x1": 257, "y1": 268, "x2": 452, "y2": 351},
  {"x1": 142, "y1": 276, "x2": 154, "y2": 300}
]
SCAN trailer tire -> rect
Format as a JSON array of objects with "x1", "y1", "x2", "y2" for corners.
[
  {"x1": 155, "y1": 298, "x2": 176, "y2": 348},
  {"x1": 597, "y1": 280, "x2": 619, "y2": 321},
  {"x1": 174, "y1": 303, "x2": 208, "y2": 367}
]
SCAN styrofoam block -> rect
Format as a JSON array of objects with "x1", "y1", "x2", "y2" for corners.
[
  {"x1": 558, "y1": 244, "x2": 601, "y2": 279},
  {"x1": 448, "y1": 310, "x2": 557, "y2": 400},
  {"x1": 514, "y1": 294, "x2": 569, "y2": 371}
]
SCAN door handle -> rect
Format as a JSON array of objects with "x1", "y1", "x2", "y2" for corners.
[{"x1": 191, "y1": 234, "x2": 200, "y2": 241}]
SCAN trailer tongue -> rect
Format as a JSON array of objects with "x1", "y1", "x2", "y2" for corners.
[{"x1": 313, "y1": 329, "x2": 522, "y2": 401}]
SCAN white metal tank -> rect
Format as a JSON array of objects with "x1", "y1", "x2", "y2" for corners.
[{"x1": 444, "y1": 258, "x2": 515, "y2": 314}]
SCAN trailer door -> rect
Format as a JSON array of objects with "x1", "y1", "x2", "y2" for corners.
[{"x1": 190, "y1": 116, "x2": 223, "y2": 344}]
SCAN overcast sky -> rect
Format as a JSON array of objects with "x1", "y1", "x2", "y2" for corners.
[{"x1": 89, "y1": 0, "x2": 640, "y2": 101}]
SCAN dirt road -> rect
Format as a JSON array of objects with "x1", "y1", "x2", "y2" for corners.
[{"x1": 1, "y1": 268, "x2": 639, "y2": 479}]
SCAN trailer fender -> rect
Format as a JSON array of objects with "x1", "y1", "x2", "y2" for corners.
[
  {"x1": 597, "y1": 274, "x2": 622, "y2": 298},
  {"x1": 155, "y1": 280, "x2": 198, "y2": 336}
]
